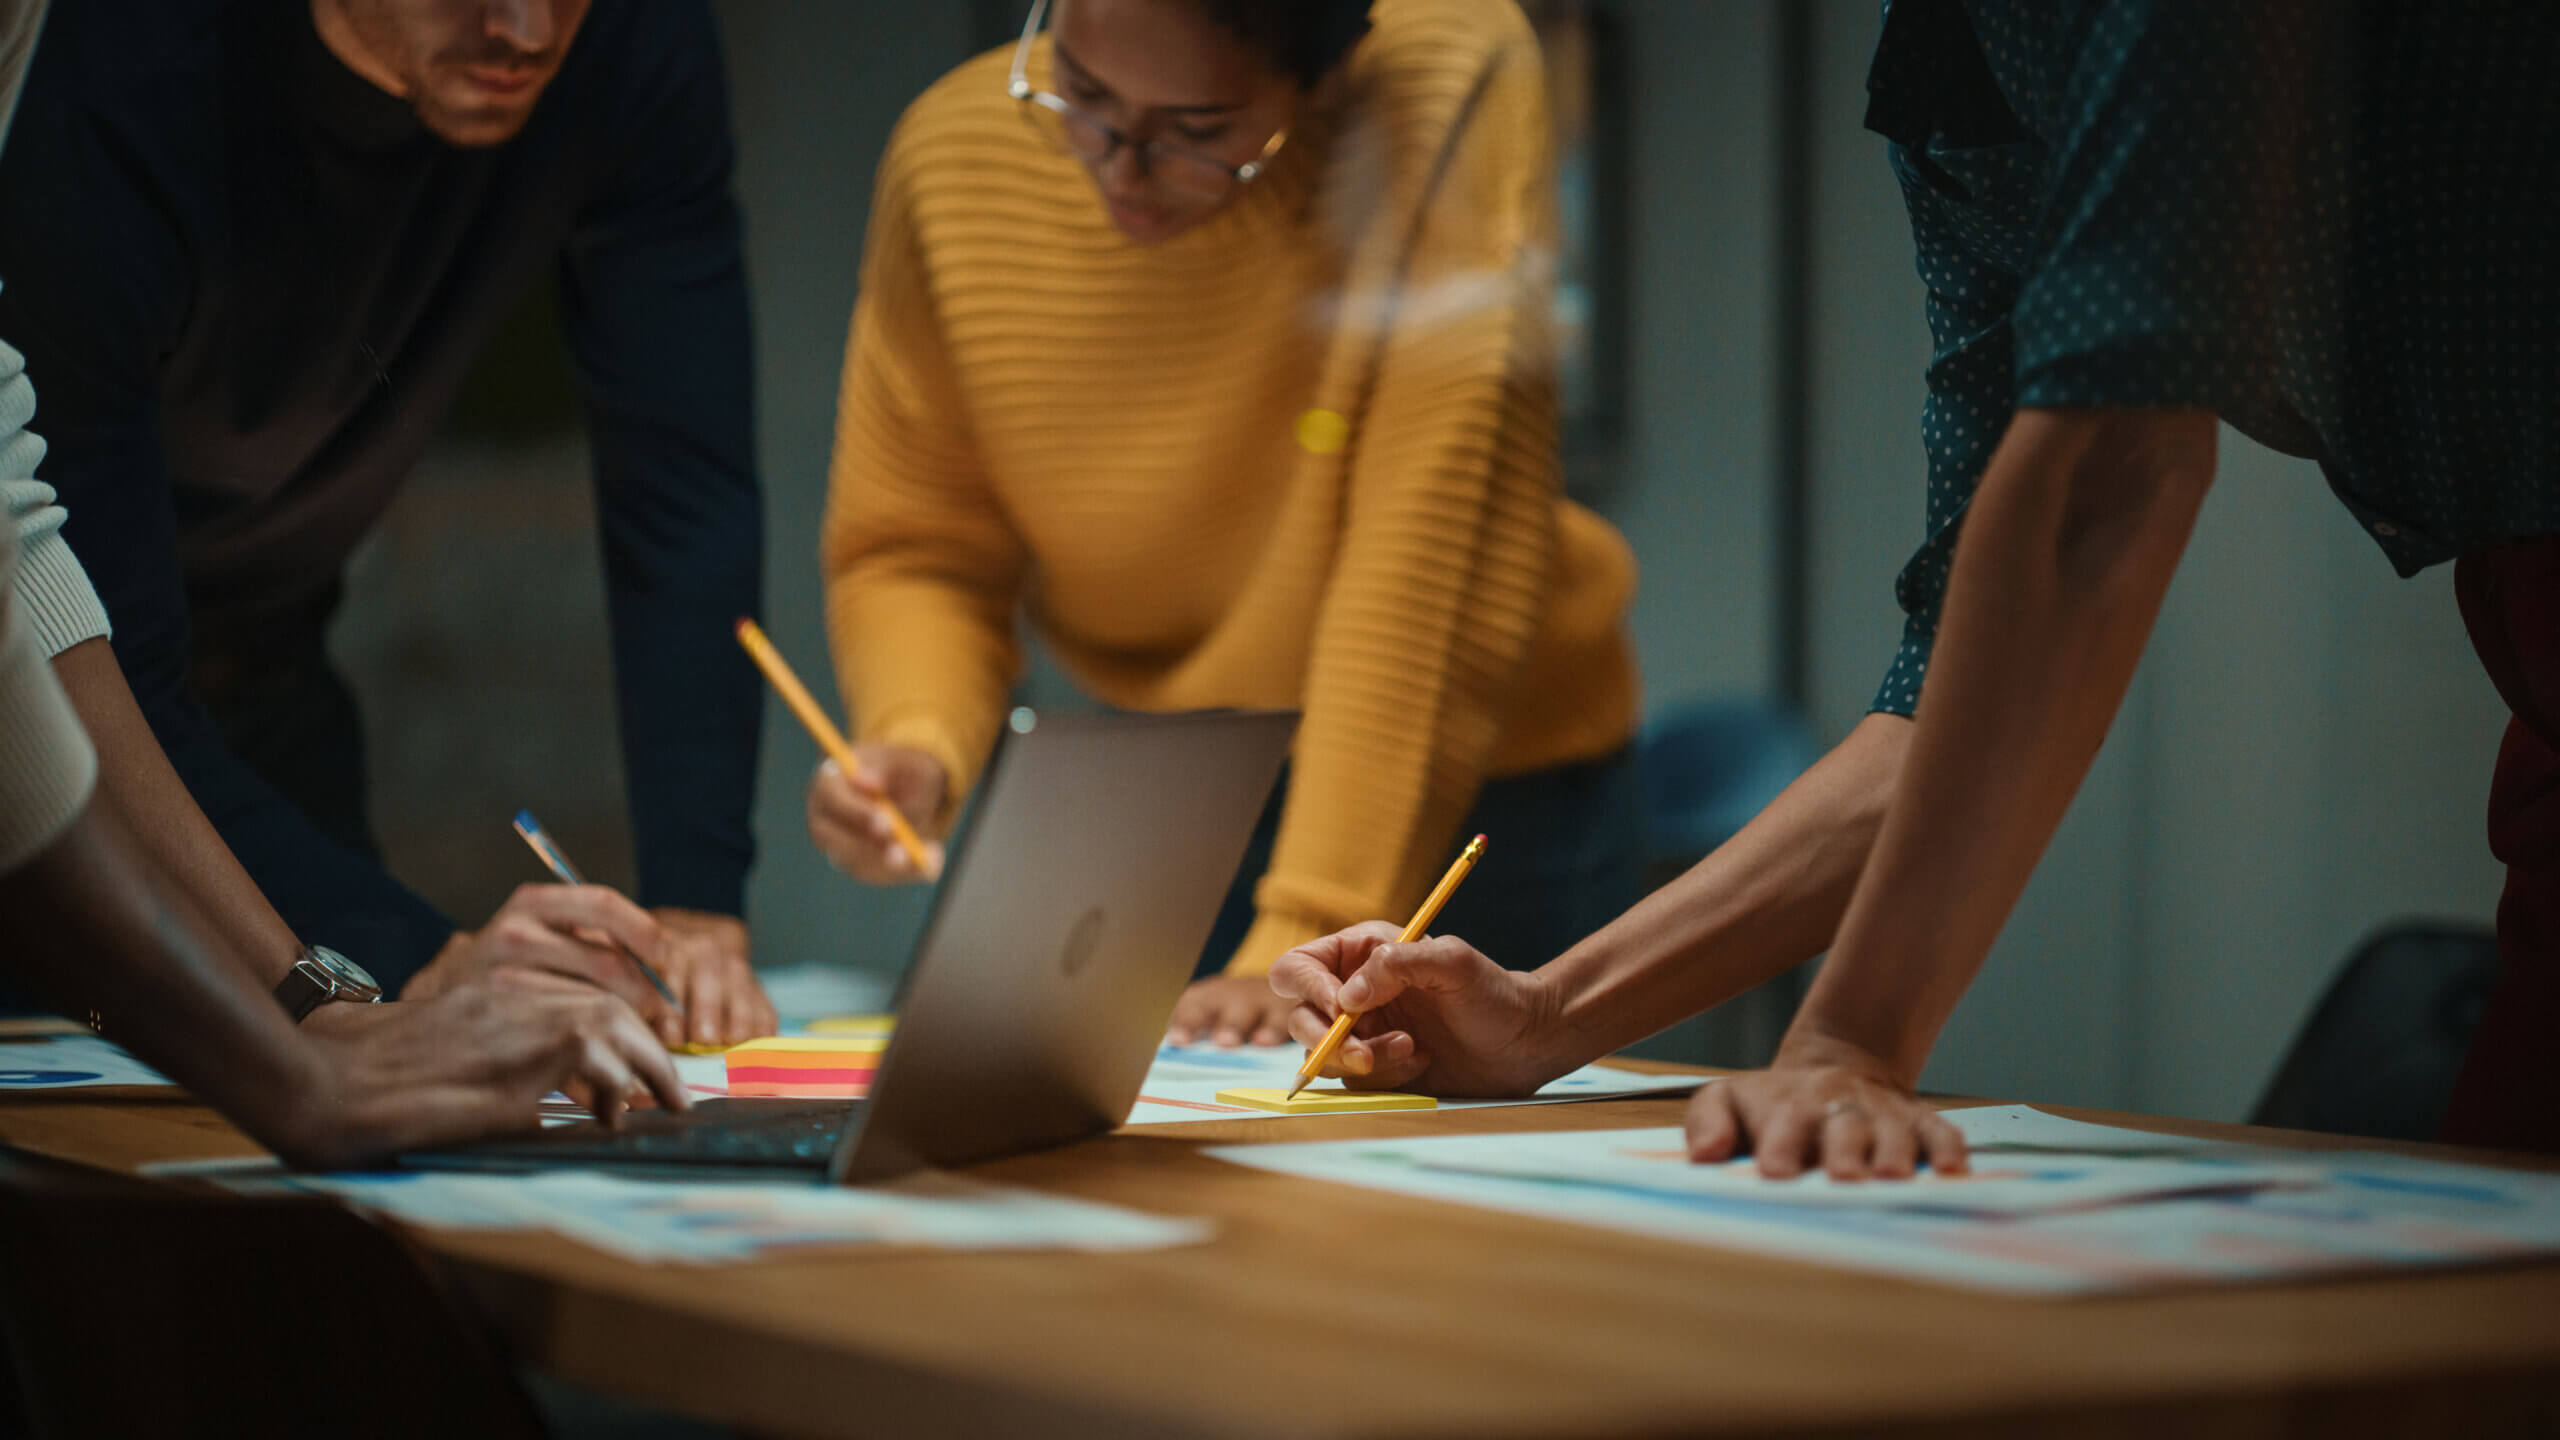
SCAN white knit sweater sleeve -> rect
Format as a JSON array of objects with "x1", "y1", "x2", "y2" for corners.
[
  {"x1": 0, "y1": 515, "x2": 96, "y2": 873},
  {"x1": 0, "y1": 332, "x2": 110, "y2": 657},
  {"x1": 0, "y1": 4, "x2": 93, "y2": 871}
]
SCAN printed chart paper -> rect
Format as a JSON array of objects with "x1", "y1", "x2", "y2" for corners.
[
  {"x1": 0, "y1": 1033, "x2": 175, "y2": 1089},
  {"x1": 149, "y1": 1158, "x2": 1211, "y2": 1266},
  {"x1": 1207, "y1": 1108, "x2": 2560, "y2": 1294},
  {"x1": 1373, "y1": 1127, "x2": 2317, "y2": 1215}
]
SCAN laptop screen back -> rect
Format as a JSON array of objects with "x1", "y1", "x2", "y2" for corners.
[{"x1": 833, "y1": 709, "x2": 1294, "y2": 1182}]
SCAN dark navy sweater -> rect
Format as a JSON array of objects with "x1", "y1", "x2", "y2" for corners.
[{"x1": 0, "y1": 0, "x2": 763, "y2": 990}]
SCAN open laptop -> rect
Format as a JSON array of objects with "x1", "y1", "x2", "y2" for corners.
[{"x1": 403, "y1": 707, "x2": 1295, "y2": 1183}]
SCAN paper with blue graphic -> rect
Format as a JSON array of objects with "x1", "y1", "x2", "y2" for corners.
[
  {"x1": 1208, "y1": 1106, "x2": 2560, "y2": 1294},
  {"x1": 147, "y1": 1157, "x2": 1211, "y2": 1265},
  {"x1": 0, "y1": 1033, "x2": 174, "y2": 1088}
]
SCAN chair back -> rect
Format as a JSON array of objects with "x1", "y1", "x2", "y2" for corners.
[
  {"x1": 2251, "y1": 921, "x2": 2501, "y2": 1141},
  {"x1": 1636, "y1": 699, "x2": 1818, "y2": 885}
]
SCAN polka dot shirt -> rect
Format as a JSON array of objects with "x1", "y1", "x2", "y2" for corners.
[{"x1": 1866, "y1": 0, "x2": 2560, "y2": 717}]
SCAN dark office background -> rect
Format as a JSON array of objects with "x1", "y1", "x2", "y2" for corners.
[{"x1": 334, "y1": 2, "x2": 2504, "y2": 1123}]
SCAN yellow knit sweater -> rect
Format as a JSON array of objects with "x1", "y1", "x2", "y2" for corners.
[{"x1": 822, "y1": 0, "x2": 1640, "y2": 973}]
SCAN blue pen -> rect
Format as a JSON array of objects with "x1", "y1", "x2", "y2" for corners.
[{"x1": 510, "y1": 809, "x2": 684, "y2": 1012}]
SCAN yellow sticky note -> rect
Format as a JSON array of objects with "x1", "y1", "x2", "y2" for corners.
[
  {"x1": 671, "y1": 1041, "x2": 732, "y2": 1055},
  {"x1": 1216, "y1": 1087, "x2": 1437, "y2": 1114},
  {"x1": 806, "y1": 1014, "x2": 897, "y2": 1037}
]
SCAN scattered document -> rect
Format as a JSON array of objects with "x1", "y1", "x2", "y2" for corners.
[
  {"x1": 150, "y1": 1158, "x2": 1211, "y2": 1265},
  {"x1": 1372, "y1": 1127, "x2": 2312, "y2": 1215},
  {"x1": 1126, "y1": 1044, "x2": 1698, "y2": 1124},
  {"x1": 1207, "y1": 1108, "x2": 2560, "y2": 1295},
  {"x1": 0, "y1": 1033, "x2": 175, "y2": 1089}
]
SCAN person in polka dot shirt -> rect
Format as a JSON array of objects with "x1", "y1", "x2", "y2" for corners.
[{"x1": 1268, "y1": 0, "x2": 2559, "y2": 1174}]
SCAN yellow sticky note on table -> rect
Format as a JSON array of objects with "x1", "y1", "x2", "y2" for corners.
[
  {"x1": 805, "y1": 1014, "x2": 897, "y2": 1037},
  {"x1": 1216, "y1": 1087, "x2": 1437, "y2": 1114},
  {"x1": 672, "y1": 1041, "x2": 732, "y2": 1055}
]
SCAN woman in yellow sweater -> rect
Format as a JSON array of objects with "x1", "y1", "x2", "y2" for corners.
[{"x1": 811, "y1": 0, "x2": 1643, "y2": 1045}]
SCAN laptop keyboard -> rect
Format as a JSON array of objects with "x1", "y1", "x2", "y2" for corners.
[{"x1": 403, "y1": 1099, "x2": 862, "y2": 1172}]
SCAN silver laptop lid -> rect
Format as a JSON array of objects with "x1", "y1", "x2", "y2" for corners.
[{"x1": 832, "y1": 708, "x2": 1295, "y2": 1183}]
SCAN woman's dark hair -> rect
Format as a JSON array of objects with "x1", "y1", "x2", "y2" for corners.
[{"x1": 1192, "y1": 0, "x2": 1375, "y2": 90}]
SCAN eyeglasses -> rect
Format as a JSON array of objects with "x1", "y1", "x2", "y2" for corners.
[{"x1": 1006, "y1": 0, "x2": 1288, "y2": 203}]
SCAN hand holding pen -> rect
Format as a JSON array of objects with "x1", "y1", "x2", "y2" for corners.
[
  {"x1": 400, "y1": 867, "x2": 680, "y2": 1044},
  {"x1": 507, "y1": 811, "x2": 778, "y2": 1052}
]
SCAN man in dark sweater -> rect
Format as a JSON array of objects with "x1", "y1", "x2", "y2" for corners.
[{"x1": 0, "y1": 0, "x2": 777, "y2": 1043}]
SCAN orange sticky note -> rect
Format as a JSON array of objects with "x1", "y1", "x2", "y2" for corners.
[{"x1": 725, "y1": 1035, "x2": 888, "y2": 1098}]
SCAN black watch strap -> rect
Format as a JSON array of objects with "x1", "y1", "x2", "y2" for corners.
[
  {"x1": 275, "y1": 961, "x2": 335, "y2": 1023},
  {"x1": 273, "y1": 946, "x2": 384, "y2": 1023}
]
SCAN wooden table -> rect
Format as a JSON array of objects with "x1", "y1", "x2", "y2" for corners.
[{"x1": 5, "y1": 1074, "x2": 2558, "y2": 1439}]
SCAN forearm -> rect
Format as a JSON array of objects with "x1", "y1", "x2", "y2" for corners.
[
  {"x1": 1532, "y1": 712, "x2": 1910, "y2": 1068},
  {"x1": 74, "y1": 632, "x2": 454, "y2": 993},
  {"x1": 54, "y1": 636, "x2": 302, "y2": 986},
  {"x1": 1248, "y1": 342, "x2": 1560, "y2": 962},
  {"x1": 2, "y1": 800, "x2": 333, "y2": 1158},
  {"x1": 1794, "y1": 408, "x2": 2217, "y2": 1079}
]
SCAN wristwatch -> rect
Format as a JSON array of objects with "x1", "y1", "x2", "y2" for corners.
[{"x1": 274, "y1": 945, "x2": 386, "y2": 1023}]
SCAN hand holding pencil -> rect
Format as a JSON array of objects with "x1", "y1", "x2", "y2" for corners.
[
  {"x1": 1264, "y1": 838, "x2": 1564, "y2": 1101},
  {"x1": 805, "y1": 745, "x2": 949, "y2": 885},
  {"x1": 735, "y1": 619, "x2": 946, "y2": 884},
  {"x1": 1287, "y1": 836, "x2": 1483, "y2": 1098}
]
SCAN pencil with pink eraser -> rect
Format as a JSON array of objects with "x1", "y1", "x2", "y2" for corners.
[{"x1": 1289, "y1": 834, "x2": 1487, "y2": 1100}]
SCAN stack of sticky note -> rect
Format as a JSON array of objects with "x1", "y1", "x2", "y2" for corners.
[{"x1": 725, "y1": 1035, "x2": 889, "y2": 1098}]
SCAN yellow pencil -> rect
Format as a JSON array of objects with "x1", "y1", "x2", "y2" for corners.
[
  {"x1": 733, "y1": 618, "x2": 936, "y2": 876},
  {"x1": 1288, "y1": 833, "x2": 1487, "y2": 1101}
]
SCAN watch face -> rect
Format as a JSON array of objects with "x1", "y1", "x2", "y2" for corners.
[{"x1": 307, "y1": 946, "x2": 381, "y2": 993}]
